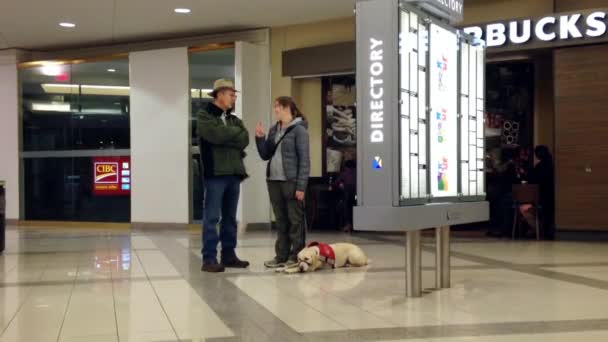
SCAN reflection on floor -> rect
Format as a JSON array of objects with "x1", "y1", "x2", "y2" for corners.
[{"x1": 1, "y1": 226, "x2": 608, "y2": 341}]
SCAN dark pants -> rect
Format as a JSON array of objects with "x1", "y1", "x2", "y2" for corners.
[
  {"x1": 268, "y1": 181, "x2": 305, "y2": 261},
  {"x1": 202, "y1": 176, "x2": 240, "y2": 263},
  {"x1": 488, "y1": 192, "x2": 514, "y2": 236}
]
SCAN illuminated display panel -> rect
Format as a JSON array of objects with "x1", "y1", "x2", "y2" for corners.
[
  {"x1": 429, "y1": 24, "x2": 458, "y2": 198},
  {"x1": 397, "y1": 5, "x2": 486, "y2": 204}
]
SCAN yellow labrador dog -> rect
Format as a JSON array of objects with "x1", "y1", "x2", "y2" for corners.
[{"x1": 281, "y1": 242, "x2": 369, "y2": 274}]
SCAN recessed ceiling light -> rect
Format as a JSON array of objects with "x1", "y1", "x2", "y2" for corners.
[
  {"x1": 107, "y1": 69, "x2": 116, "y2": 73},
  {"x1": 174, "y1": 8, "x2": 191, "y2": 14},
  {"x1": 59, "y1": 22, "x2": 76, "y2": 28},
  {"x1": 41, "y1": 62, "x2": 62, "y2": 76}
]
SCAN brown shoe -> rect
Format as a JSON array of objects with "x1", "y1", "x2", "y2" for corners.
[
  {"x1": 201, "y1": 262, "x2": 225, "y2": 273},
  {"x1": 221, "y1": 256, "x2": 250, "y2": 268}
]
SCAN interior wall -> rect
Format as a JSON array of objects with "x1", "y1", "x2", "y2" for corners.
[
  {"x1": 271, "y1": 17, "x2": 354, "y2": 177},
  {"x1": 235, "y1": 40, "x2": 272, "y2": 225},
  {"x1": 555, "y1": 0, "x2": 606, "y2": 11},
  {"x1": 129, "y1": 47, "x2": 190, "y2": 224},
  {"x1": 463, "y1": 0, "x2": 554, "y2": 25},
  {"x1": 292, "y1": 78, "x2": 323, "y2": 177},
  {"x1": 554, "y1": 44, "x2": 608, "y2": 231},
  {"x1": 0, "y1": 51, "x2": 20, "y2": 220}
]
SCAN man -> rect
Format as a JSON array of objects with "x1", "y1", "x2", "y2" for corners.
[{"x1": 197, "y1": 79, "x2": 250, "y2": 273}]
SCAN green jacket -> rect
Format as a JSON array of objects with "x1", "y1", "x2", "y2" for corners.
[{"x1": 197, "y1": 102, "x2": 249, "y2": 179}]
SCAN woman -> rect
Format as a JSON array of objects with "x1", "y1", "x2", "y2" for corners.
[
  {"x1": 256, "y1": 96, "x2": 310, "y2": 268},
  {"x1": 520, "y1": 145, "x2": 555, "y2": 240}
]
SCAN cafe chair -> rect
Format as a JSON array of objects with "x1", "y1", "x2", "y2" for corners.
[{"x1": 511, "y1": 184, "x2": 542, "y2": 240}]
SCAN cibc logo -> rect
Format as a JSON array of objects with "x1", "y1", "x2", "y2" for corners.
[{"x1": 95, "y1": 163, "x2": 119, "y2": 183}]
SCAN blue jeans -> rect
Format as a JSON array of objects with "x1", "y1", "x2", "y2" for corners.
[{"x1": 202, "y1": 176, "x2": 240, "y2": 263}]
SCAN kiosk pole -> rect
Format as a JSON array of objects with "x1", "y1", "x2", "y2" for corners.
[
  {"x1": 405, "y1": 230, "x2": 422, "y2": 297},
  {"x1": 435, "y1": 226, "x2": 451, "y2": 289}
]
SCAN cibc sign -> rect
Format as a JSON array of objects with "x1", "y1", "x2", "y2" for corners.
[{"x1": 464, "y1": 9, "x2": 608, "y2": 51}]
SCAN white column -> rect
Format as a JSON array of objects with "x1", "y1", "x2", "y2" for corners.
[
  {"x1": 235, "y1": 40, "x2": 272, "y2": 226},
  {"x1": 129, "y1": 48, "x2": 190, "y2": 224},
  {"x1": 0, "y1": 50, "x2": 21, "y2": 220}
]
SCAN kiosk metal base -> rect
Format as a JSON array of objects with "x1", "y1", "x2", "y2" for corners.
[{"x1": 405, "y1": 226, "x2": 451, "y2": 298}]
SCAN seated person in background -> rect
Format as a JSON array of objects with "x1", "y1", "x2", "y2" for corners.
[
  {"x1": 520, "y1": 145, "x2": 555, "y2": 240},
  {"x1": 329, "y1": 159, "x2": 357, "y2": 232}
]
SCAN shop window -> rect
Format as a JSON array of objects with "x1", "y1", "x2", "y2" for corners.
[
  {"x1": 322, "y1": 75, "x2": 357, "y2": 176},
  {"x1": 20, "y1": 58, "x2": 131, "y2": 222}
]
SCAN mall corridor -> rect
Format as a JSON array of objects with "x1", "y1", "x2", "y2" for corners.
[
  {"x1": 2, "y1": 0, "x2": 608, "y2": 341},
  {"x1": 1, "y1": 226, "x2": 608, "y2": 341}
]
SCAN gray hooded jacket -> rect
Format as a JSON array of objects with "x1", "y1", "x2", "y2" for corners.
[{"x1": 255, "y1": 118, "x2": 310, "y2": 192}]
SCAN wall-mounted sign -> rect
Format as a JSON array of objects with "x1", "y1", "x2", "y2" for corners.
[
  {"x1": 464, "y1": 9, "x2": 608, "y2": 51},
  {"x1": 93, "y1": 156, "x2": 131, "y2": 196},
  {"x1": 403, "y1": 0, "x2": 464, "y2": 24}
]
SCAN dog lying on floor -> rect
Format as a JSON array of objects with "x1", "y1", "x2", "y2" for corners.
[{"x1": 279, "y1": 242, "x2": 369, "y2": 273}]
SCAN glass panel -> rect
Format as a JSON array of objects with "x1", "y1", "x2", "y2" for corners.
[
  {"x1": 410, "y1": 12, "x2": 418, "y2": 30},
  {"x1": 469, "y1": 132, "x2": 476, "y2": 146},
  {"x1": 21, "y1": 58, "x2": 131, "y2": 222},
  {"x1": 419, "y1": 167, "x2": 427, "y2": 197},
  {"x1": 477, "y1": 113, "x2": 484, "y2": 139},
  {"x1": 461, "y1": 164, "x2": 469, "y2": 196},
  {"x1": 411, "y1": 155, "x2": 419, "y2": 198},
  {"x1": 401, "y1": 93, "x2": 410, "y2": 117},
  {"x1": 429, "y1": 24, "x2": 458, "y2": 198},
  {"x1": 401, "y1": 117, "x2": 410, "y2": 199},
  {"x1": 477, "y1": 48, "x2": 484, "y2": 96},
  {"x1": 477, "y1": 171, "x2": 485, "y2": 196},
  {"x1": 23, "y1": 156, "x2": 131, "y2": 222},
  {"x1": 461, "y1": 44, "x2": 469, "y2": 95},
  {"x1": 410, "y1": 95, "x2": 418, "y2": 128},
  {"x1": 411, "y1": 130, "x2": 419, "y2": 156},
  {"x1": 410, "y1": 52, "x2": 418, "y2": 93},
  {"x1": 418, "y1": 122, "x2": 427, "y2": 167},
  {"x1": 469, "y1": 49, "x2": 477, "y2": 121},
  {"x1": 400, "y1": 10, "x2": 410, "y2": 91},
  {"x1": 461, "y1": 96, "x2": 469, "y2": 161},
  {"x1": 22, "y1": 61, "x2": 130, "y2": 151},
  {"x1": 418, "y1": 70, "x2": 426, "y2": 119},
  {"x1": 469, "y1": 146, "x2": 477, "y2": 170},
  {"x1": 418, "y1": 24, "x2": 427, "y2": 67}
]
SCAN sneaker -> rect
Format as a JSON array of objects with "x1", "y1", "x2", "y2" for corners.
[
  {"x1": 284, "y1": 258, "x2": 299, "y2": 269},
  {"x1": 264, "y1": 257, "x2": 286, "y2": 268},
  {"x1": 201, "y1": 262, "x2": 225, "y2": 273},
  {"x1": 222, "y1": 256, "x2": 250, "y2": 268}
]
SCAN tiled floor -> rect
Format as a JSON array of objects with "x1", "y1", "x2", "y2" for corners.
[{"x1": 1, "y1": 227, "x2": 608, "y2": 341}]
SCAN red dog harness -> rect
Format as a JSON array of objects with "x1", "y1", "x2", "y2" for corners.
[{"x1": 308, "y1": 242, "x2": 336, "y2": 268}]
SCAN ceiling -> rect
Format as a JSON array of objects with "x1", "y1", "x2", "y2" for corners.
[{"x1": 0, "y1": 0, "x2": 355, "y2": 51}]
